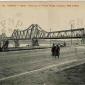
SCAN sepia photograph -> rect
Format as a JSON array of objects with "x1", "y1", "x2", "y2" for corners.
[{"x1": 0, "y1": 1, "x2": 85, "y2": 85}]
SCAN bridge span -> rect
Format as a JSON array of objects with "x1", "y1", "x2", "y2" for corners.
[
  {"x1": 0, "y1": 24, "x2": 85, "y2": 49},
  {"x1": 0, "y1": 24, "x2": 85, "y2": 40}
]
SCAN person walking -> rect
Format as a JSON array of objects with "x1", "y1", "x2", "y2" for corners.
[
  {"x1": 56, "y1": 45, "x2": 60, "y2": 59},
  {"x1": 51, "y1": 43, "x2": 56, "y2": 58}
]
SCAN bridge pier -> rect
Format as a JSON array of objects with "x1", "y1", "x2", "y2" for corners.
[
  {"x1": 81, "y1": 33, "x2": 85, "y2": 44},
  {"x1": 14, "y1": 40, "x2": 20, "y2": 48},
  {"x1": 0, "y1": 41, "x2": 1, "y2": 48},
  {"x1": 32, "y1": 38, "x2": 39, "y2": 46},
  {"x1": 81, "y1": 38, "x2": 85, "y2": 44},
  {"x1": 0, "y1": 41, "x2": 2, "y2": 51},
  {"x1": 1, "y1": 40, "x2": 9, "y2": 51}
]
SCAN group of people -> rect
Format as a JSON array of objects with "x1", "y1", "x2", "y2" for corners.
[{"x1": 51, "y1": 43, "x2": 60, "y2": 59}]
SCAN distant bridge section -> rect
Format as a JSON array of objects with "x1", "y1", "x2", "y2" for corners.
[{"x1": 48, "y1": 28, "x2": 84, "y2": 39}]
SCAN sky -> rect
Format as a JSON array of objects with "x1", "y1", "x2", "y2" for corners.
[{"x1": 0, "y1": 1, "x2": 85, "y2": 36}]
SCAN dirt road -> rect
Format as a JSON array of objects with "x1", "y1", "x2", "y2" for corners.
[{"x1": 0, "y1": 46, "x2": 85, "y2": 85}]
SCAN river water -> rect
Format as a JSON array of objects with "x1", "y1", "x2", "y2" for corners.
[{"x1": 8, "y1": 39, "x2": 82, "y2": 47}]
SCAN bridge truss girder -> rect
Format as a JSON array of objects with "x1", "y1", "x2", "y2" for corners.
[
  {"x1": 11, "y1": 24, "x2": 84, "y2": 40},
  {"x1": 0, "y1": 24, "x2": 84, "y2": 40}
]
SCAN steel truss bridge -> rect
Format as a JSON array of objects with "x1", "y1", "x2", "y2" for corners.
[
  {"x1": 11, "y1": 24, "x2": 85, "y2": 40},
  {"x1": 0, "y1": 24, "x2": 85, "y2": 40},
  {"x1": 0, "y1": 24, "x2": 84, "y2": 40},
  {"x1": 0, "y1": 24, "x2": 85, "y2": 48}
]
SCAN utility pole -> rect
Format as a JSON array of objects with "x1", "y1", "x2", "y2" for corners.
[
  {"x1": 71, "y1": 24, "x2": 73, "y2": 46},
  {"x1": 50, "y1": 28, "x2": 51, "y2": 47}
]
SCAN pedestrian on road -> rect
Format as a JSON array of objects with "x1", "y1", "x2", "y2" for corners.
[
  {"x1": 56, "y1": 45, "x2": 60, "y2": 59},
  {"x1": 51, "y1": 43, "x2": 56, "y2": 58}
]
